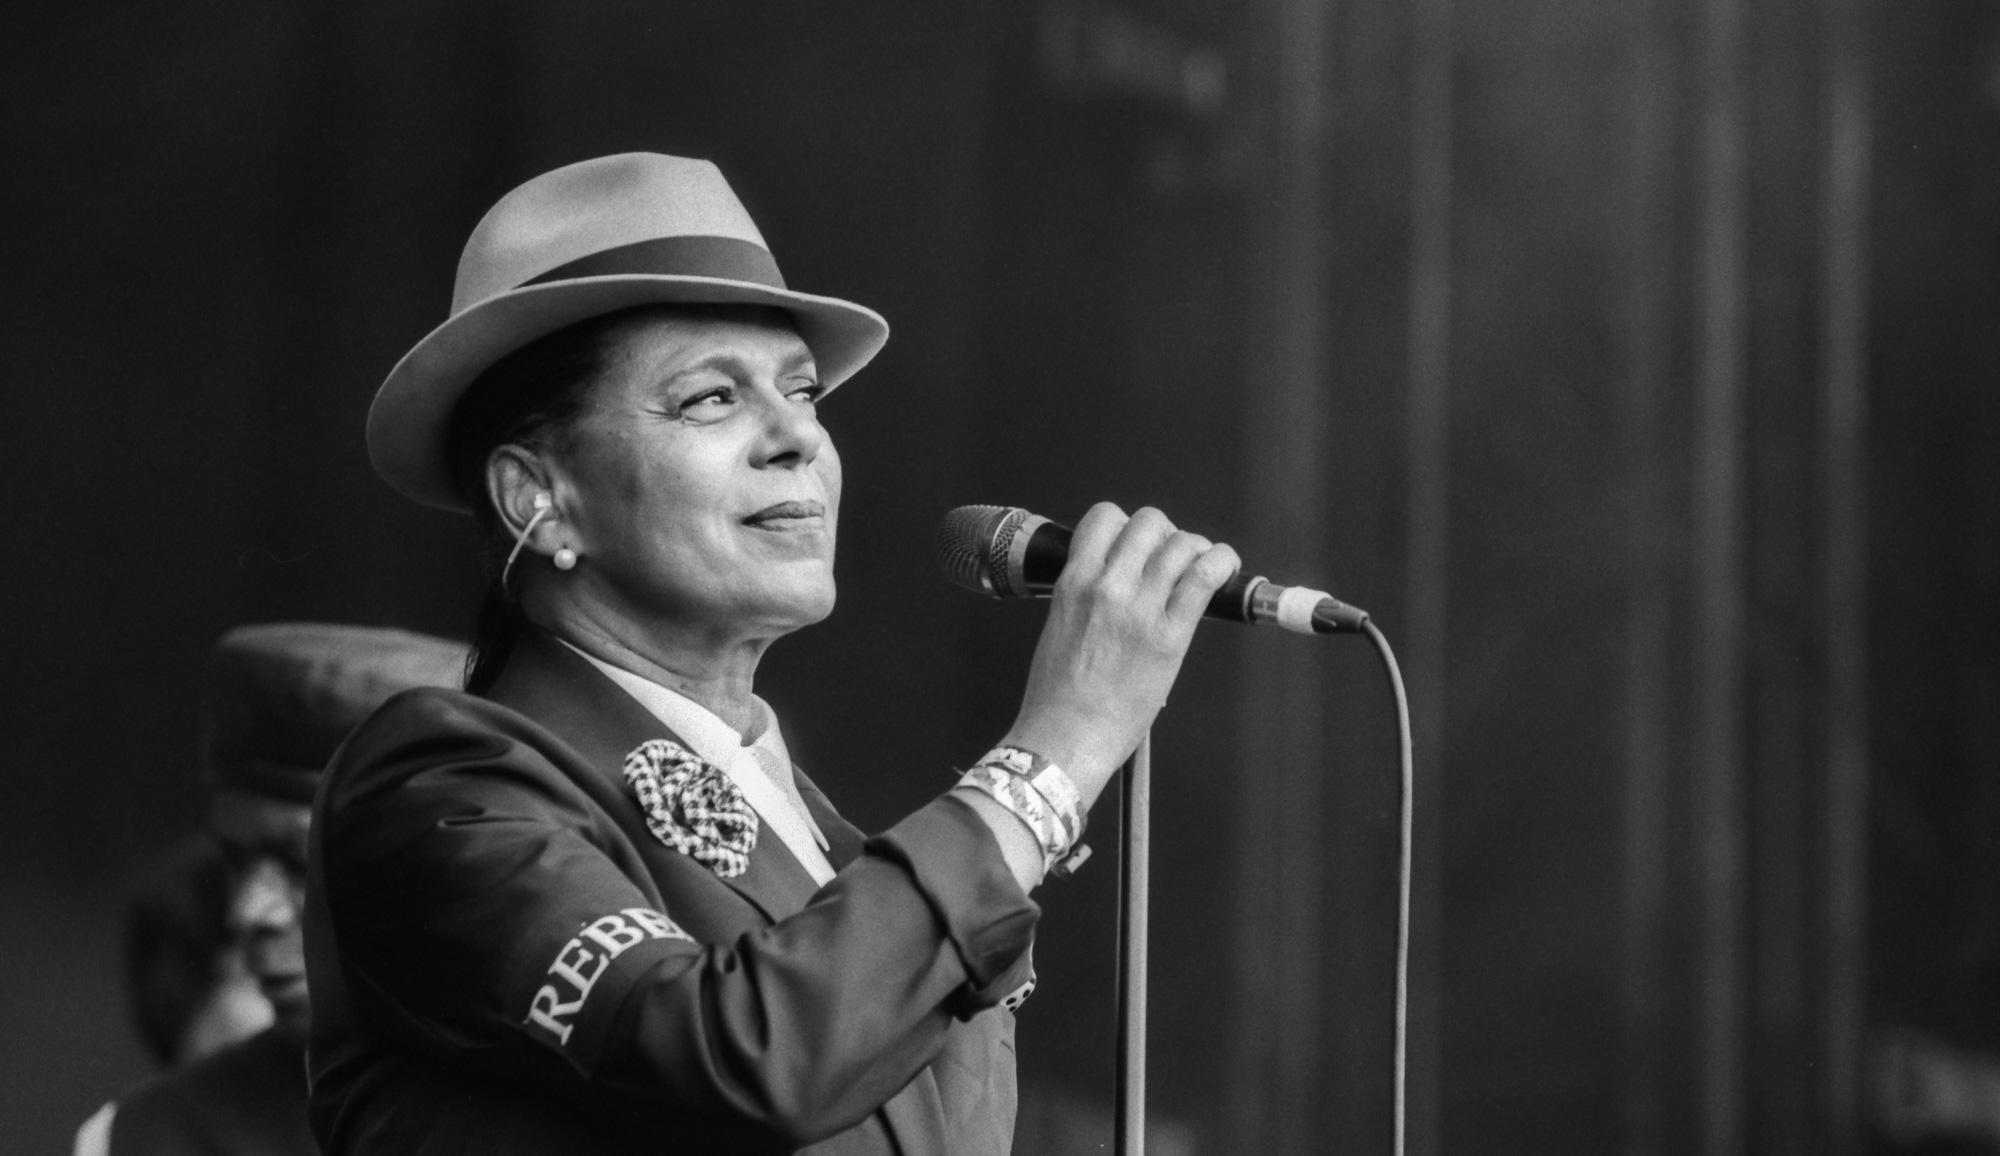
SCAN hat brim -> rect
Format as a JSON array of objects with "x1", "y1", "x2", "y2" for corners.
[{"x1": 367, "y1": 275, "x2": 890, "y2": 513}]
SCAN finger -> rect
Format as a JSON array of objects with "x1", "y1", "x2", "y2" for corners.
[
  {"x1": 1142, "y1": 530, "x2": 1213, "y2": 589},
  {"x1": 1165, "y1": 543, "x2": 1243, "y2": 624},
  {"x1": 1061, "y1": 501, "x2": 1128, "y2": 580},
  {"x1": 1099, "y1": 507, "x2": 1176, "y2": 586}
]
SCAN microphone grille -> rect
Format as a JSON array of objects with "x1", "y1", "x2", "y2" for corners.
[{"x1": 936, "y1": 505, "x2": 1016, "y2": 597}]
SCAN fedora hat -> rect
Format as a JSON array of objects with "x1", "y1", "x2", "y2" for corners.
[{"x1": 367, "y1": 152, "x2": 890, "y2": 512}]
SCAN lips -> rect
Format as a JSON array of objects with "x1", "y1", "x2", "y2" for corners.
[{"x1": 742, "y1": 500, "x2": 826, "y2": 529}]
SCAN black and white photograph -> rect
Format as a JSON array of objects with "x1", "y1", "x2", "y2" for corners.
[{"x1": 1, "y1": 2, "x2": 1995, "y2": 1154}]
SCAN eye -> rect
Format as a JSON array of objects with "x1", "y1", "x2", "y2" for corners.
[
  {"x1": 676, "y1": 386, "x2": 737, "y2": 420},
  {"x1": 784, "y1": 379, "x2": 825, "y2": 406}
]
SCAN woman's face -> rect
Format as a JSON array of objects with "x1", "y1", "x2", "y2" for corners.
[{"x1": 555, "y1": 307, "x2": 841, "y2": 644}]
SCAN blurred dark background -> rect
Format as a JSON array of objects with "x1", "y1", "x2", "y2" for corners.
[{"x1": 2, "y1": 1, "x2": 1997, "y2": 1153}]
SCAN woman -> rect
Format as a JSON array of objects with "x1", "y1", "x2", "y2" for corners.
[{"x1": 304, "y1": 153, "x2": 1239, "y2": 1156}]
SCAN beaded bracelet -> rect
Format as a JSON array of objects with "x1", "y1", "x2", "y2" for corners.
[{"x1": 955, "y1": 746, "x2": 1088, "y2": 876}]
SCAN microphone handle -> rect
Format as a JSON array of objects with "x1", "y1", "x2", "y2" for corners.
[{"x1": 1013, "y1": 518, "x2": 1366, "y2": 633}]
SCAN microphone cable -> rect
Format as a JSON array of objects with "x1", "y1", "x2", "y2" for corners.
[{"x1": 1360, "y1": 619, "x2": 1414, "y2": 1156}]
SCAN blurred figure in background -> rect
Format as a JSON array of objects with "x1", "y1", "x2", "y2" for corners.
[
  {"x1": 74, "y1": 623, "x2": 466, "y2": 1156},
  {"x1": 122, "y1": 835, "x2": 272, "y2": 1070}
]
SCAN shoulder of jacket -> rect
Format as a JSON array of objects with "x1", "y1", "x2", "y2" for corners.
[
  {"x1": 325, "y1": 687, "x2": 582, "y2": 805},
  {"x1": 343, "y1": 686, "x2": 544, "y2": 751}
]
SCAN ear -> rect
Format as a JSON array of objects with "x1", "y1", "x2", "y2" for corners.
[{"x1": 486, "y1": 445, "x2": 560, "y2": 547}]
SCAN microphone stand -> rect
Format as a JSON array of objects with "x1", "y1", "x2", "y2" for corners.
[{"x1": 1114, "y1": 731, "x2": 1151, "y2": 1156}]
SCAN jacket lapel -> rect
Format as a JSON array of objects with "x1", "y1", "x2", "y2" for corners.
[
  {"x1": 879, "y1": 1070, "x2": 950, "y2": 1156},
  {"x1": 486, "y1": 628, "x2": 820, "y2": 924},
  {"x1": 719, "y1": 815, "x2": 821, "y2": 921},
  {"x1": 794, "y1": 768, "x2": 867, "y2": 868}
]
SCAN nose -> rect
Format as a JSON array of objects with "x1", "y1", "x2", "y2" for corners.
[
  {"x1": 753, "y1": 388, "x2": 826, "y2": 469},
  {"x1": 227, "y1": 858, "x2": 299, "y2": 937}
]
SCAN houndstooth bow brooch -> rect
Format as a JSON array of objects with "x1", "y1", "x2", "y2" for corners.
[{"x1": 623, "y1": 738, "x2": 759, "y2": 878}]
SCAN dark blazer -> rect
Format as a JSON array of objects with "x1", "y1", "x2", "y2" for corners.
[{"x1": 304, "y1": 627, "x2": 1038, "y2": 1155}]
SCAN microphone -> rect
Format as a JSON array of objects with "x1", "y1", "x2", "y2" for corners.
[{"x1": 936, "y1": 504, "x2": 1369, "y2": 634}]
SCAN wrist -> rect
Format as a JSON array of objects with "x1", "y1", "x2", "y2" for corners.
[
  {"x1": 955, "y1": 746, "x2": 1086, "y2": 878},
  {"x1": 954, "y1": 788, "x2": 1046, "y2": 893},
  {"x1": 998, "y1": 723, "x2": 1116, "y2": 810}
]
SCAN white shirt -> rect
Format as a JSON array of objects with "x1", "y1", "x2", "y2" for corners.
[{"x1": 560, "y1": 641, "x2": 837, "y2": 887}]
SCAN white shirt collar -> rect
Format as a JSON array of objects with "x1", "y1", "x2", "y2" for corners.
[{"x1": 558, "y1": 639, "x2": 835, "y2": 883}]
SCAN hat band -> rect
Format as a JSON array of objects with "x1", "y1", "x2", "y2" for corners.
[{"x1": 520, "y1": 234, "x2": 787, "y2": 292}]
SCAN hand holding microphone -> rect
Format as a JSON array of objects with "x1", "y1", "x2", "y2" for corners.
[
  {"x1": 974, "y1": 503, "x2": 1242, "y2": 809},
  {"x1": 939, "y1": 504, "x2": 1369, "y2": 634}
]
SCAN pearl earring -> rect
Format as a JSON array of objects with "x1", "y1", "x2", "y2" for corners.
[{"x1": 553, "y1": 548, "x2": 578, "y2": 571}]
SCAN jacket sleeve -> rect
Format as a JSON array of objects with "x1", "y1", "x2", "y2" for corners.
[{"x1": 313, "y1": 692, "x2": 1038, "y2": 1150}]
